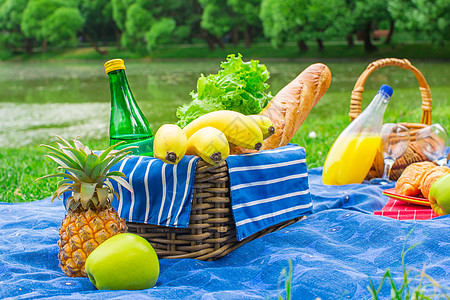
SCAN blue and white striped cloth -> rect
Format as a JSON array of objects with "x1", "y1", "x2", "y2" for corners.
[
  {"x1": 227, "y1": 145, "x2": 312, "y2": 240},
  {"x1": 63, "y1": 144, "x2": 312, "y2": 241}
]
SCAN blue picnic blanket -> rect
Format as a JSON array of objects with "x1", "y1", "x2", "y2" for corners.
[
  {"x1": 63, "y1": 145, "x2": 312, "y2": 241},
  {"x1": 1, "y1": 168, "x2": 450, "y2": 299}
]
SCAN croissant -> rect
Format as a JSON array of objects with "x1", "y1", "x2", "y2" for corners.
[
  {"x1": 419, "y1": 166, "x2": 450, "y2": 199},
  {"x1": 395, "y1": 162, "x2": 436, "y2": 196}
]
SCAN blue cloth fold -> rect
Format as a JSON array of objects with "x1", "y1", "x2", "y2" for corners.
[{"x1": 2, "y1": 168, "x2": 450, "y2": 299}]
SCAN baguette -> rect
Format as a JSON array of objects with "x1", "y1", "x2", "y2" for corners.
[{"x1": 231, "y1": 63, "x2": 332, "y2": 154}]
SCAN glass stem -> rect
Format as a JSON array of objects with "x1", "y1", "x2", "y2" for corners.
[
  {"x1": 437, "y1": 156, "x2": 448, "y2": 167},
  {"x1": 382, "y1": 159, "x2": 394, "y2": 180}
]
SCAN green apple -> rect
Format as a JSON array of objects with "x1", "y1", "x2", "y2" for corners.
[
  {"x1": 428, "y1": 173, "x2": 450, "y2": 216},
  {"x1": 85, "y1": 233, "x2": 159, "y2": 290}
]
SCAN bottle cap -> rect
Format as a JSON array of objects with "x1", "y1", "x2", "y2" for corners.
[
  {"x1": 379, "y1": 84, "x2": 393, "y2": 97},
  {"x1": 104, "y1": 59, "x2": 125, "y2": 74}
]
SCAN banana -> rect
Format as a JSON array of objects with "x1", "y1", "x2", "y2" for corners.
[
  {"x1": 182, "y1": 110, "x2": 263, "y2": 150},
  {"x1": 185, "y1": 127, "x2": 230, "y2": 165},
  {"x1": 153, "y1": 124, "x2": 187, "y2": 164},
  {"x1": 247, "y1": 115, "x2": 275, "y2": 139}
]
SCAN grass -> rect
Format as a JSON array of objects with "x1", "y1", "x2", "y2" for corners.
[
  {"x1": 2, "y1": 85, "x2": 450, "y2": 204},
  {"x1": 1, "y1": 41, "x2": 449, "y2": 204}
]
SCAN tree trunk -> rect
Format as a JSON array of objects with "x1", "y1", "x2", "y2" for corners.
[
  {"x1": 363, "y1": 22, "x2": 377, "y2": 52},
  {"x1": 42, "y1": 39, "x2": 48, "y2": 53},
  {"x1": 244, "y1": 28, "x2": 252, "y2": 48},
  {"x1": 24, "y1": 38, "x2": 33, "y2": 55},
  {"x1": 385, "y1": 20, "x2": 395, "y2": 44},
  {"x1": 346, "y1": 34, "x2": 354, "y2": 47},
  {"x1": 200, "y1": 29, "x2": 216, "y2": 50},
  {"x1": 232, "y1": 25, "x2": 239, "y2": 45},
  {"x1": 297, "y1": 40, "x2": 309, "y2": 52},
  {"x1": 81, "y1": 31, "x2": 108, "y2": 55},
  {"x1": 113, "y1": 24, "x2": 122, "y2": 50},
  {"x1": 316, "y1": 38, "x2": 324, "y2": 51}
]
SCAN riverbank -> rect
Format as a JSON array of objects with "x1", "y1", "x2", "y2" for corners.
[{"x1": 3, "y1": 41, "x2": 450, "y2": 62}]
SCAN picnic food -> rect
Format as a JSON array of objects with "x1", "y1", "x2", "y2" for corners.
[
  {"x1": 230, "y1": 63, "x2": 332, "y2": 155},
  {"x1": 429, "y1": 173, "x2": 450, "y2": 216},
  {"x1": 419, "y1": 166, "x2": 450, "y2": 199},
  {"x1": 182, "y1": 110, "x2": 264, "y2": 150},
  {"x1": 85, "y1": 233, "x2": 159, "y2": 290},
  {"x1": 153, "y1": 124, "x2": 187, "y2": 164},
  {"x1": 185, "y1": 127, "x2": 230, "y2": 166},
  {"x1": 247, "y1": 115, "x2": 275, "y2": 139},
  {"x1": 323, "y1": 85, "x2": 392, "y2": 185},
  {"x1": 176, "y1": 53, "x2": 272, "y2": 128},
  {"x1": 395, "y1": 162, "x2": 450, "y2": 200},
  {"x1": 106, "y1": 59, "x2": 154, "y2": 156},
  {"x1": 258, "y1": 63, "x2": 332, "y2": 150},
  {"x1": 395, "y1": 162, "x2": 436, "y2": 196},
  {"x1": 37, "y1": 136, "x2": 133, "y2": 277}
]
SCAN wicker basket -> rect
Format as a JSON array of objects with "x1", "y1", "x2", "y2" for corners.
[
  {"x1": 349, "y1": 58, "x2": 433, "y2": 181},
  {"x1": 126, "y1": 159, "x2": 305, "y2": 261}
]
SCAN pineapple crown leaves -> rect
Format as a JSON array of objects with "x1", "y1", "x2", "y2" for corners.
[{"x1": 37, "y1": 136, "x2": 137, "y2": 208}]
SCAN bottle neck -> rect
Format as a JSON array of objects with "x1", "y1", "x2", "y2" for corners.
[
  {"x1": 107, "y1": 69, "x2": 134, "y2": 106},
  {"x1": 362, "y1": 91, "x2": 390, "y2": 118}
]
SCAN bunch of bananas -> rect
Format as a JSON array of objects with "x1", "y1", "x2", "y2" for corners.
[{"x1": 153, "y1": 110, "x2": 275, "y2": 165}]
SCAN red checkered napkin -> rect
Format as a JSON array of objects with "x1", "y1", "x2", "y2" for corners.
[{"x1": 374, "y1": 198, "x2": 438, "y2": 220}]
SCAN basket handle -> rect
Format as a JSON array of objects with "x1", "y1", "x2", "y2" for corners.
[{"x1": 349, "y1": 58, "x2": 432, "y2": 125}]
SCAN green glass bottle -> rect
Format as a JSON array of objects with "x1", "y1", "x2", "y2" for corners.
[{"x1": 105, "y1": 58, "x2": 154, "y2": 156}]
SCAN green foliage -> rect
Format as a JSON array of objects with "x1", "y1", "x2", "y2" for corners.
[
  {"x1": 21, "y1": 0, "x2": 84, "y2": 47},
  {"x1": 198, "y1": 0, "x2": 235, "y2": 37},
  {"x1": 260, "y1": 0, "x2": 302, "y2": 48},
  {"x1": 145, "y1": 18, "x2": 176, "y2": 52},
  {"x1": 43, "y1": 7, "x2": 84, "y2": 46},
  {"x1": 388, "y1": 0, "x2": 450, "y2": 43},
  {"x1": 113, "y1": 0, "x2": 197, "y2": 53},
  {"x1": 0, "y1": 0, "x2": 29, "y2": 52},
  {"x1": 122, "y1": 3, "x2": 154, "y2": 52},
  {"x1": 0, "y1": 0, "x2": 448, "y2": 56}
]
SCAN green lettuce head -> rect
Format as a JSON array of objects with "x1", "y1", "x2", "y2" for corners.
[{"x1": 176, "y1": 53, "x2": 273, "y2": 128}]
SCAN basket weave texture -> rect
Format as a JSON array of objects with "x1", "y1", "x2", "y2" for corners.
[
  {"x1": 126, "y1": 159, "x2": 305, "y2": 261},
  {"x1": 349, "y1": 58, "x2": 433, "y2": 181}
]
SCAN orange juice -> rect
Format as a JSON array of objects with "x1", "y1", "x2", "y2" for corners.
[{"x1": 323, "y1": 134, "x2": 381, "y2": 185}]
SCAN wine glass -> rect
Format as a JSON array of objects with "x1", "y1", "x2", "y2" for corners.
[
  {"x1": 370, "y1": 123, "x2": 410, "y2": 185},
  {"x1": 415, "y1": 124, "x2": 449, "y2": 166}
]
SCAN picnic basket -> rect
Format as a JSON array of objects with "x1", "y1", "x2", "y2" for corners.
[
  {"x1": 349, "y1": 58, "x2": 433, "y2": 181},
  {"x1": 126, "y1": 159, "x2": 305, "y2": 261}
]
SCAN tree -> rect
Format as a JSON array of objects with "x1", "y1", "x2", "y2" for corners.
[
  {"x1": 388, "y1": 0, "x2": 450, "y2": 44},
  {"x1": 112, "y1": 0, "x2": 203, "y2": 53},
  {"x1": 260, "y1": 0, "x2": 351, "y2": 52},
  {"x1": 21, "y1": 0, "x2": 84, "y2": 53},
  {"x1": 352, "y1": 0, "x2": 391, "y2": 52},
  {"x1": 198, "y1": 0, "x2": 233, "y2": 48},
  {"x1": 198, "y1": 0, "x2": 263, "y2": 48},
  {"x1": 0, "y1": 0, "x2": 31, "y2": 54},
  {"x1": 78, "y1": 0, "x2": 115, "y2": 54}
]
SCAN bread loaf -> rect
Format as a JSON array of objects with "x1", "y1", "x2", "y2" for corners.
[{"x1": 231, "y1": 63, "x2": 332, "y2": 154}]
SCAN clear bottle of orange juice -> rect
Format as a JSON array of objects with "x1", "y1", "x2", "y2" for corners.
[{"x1": 323, "y1": 85, "x2": 393, "y2": 185}]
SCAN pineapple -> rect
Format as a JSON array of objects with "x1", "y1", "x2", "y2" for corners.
[{"x1": 38, "y1": 136, "x2": 134, "y2": 277}]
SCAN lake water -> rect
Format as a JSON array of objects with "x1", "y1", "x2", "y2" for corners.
[{"x1": 1, "y1": 59, "x2": 448, "y2": 147}]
